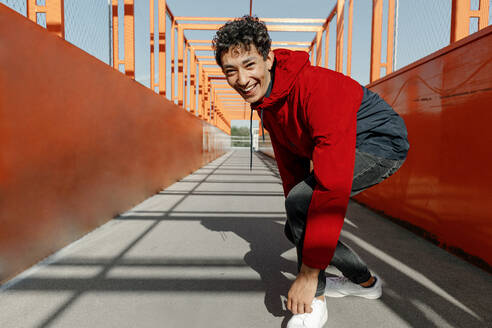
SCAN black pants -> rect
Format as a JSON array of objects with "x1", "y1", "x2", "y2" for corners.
[{"x1": 284, "y1": 149, "x2": 405, "y2": 296}]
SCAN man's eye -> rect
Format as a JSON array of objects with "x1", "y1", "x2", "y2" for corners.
[
  {"x1": 246, "y1": 63, "x2": 255, "y2": 68},
  {"x1": 225, "y1": 70, "x2": 235, "y2": 76}
]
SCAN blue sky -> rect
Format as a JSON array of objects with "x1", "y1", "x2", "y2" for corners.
[{"x1": 2, "y1": 0, "x2": 491, "y2": 128}]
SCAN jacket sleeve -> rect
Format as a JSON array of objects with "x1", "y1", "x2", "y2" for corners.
[
  {"x1": 301, "y1": 74, "x2": 363, "y2": 269},
  {"x1": 269, "y1": 133, "x2": 310, "y2": 197}
]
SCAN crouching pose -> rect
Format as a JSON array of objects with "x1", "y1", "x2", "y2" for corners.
[{"x1": 213, "y1": 16, "x2": 409, "y2": 328}]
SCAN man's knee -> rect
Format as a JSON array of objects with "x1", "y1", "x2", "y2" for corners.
[{"x1": 285, "y1": 186, "x2": 311, "y2": 219}]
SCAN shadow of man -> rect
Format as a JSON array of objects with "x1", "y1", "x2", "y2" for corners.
[{"x1": 201, "y1": 217, "x2": 297, "y2": 324}]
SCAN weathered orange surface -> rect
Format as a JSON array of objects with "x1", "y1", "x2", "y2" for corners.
[
  {"x1": 356, "y1": 25, "x2": 492, "y2": 268},
  {"x1": 0, "y1": 5, "x2": 227, "y2": 282}
]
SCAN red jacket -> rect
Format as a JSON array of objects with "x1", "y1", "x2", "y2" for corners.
[{"x1": 252, "y1": 49, "x2": 363, "y2": 269}]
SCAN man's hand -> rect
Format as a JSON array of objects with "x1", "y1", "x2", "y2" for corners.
[{"x1": 287, "y1": 263, "x2": 320, "y2": 314}]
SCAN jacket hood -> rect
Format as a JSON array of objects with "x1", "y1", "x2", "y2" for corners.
[{"x1": 253, "y1": 49, "x2": 310, "y2": 109}]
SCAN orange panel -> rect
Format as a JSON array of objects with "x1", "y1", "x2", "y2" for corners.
[
  {"x1": 0, "y1": 6, "x2": 228, "y2": 282},
  {"x1": 355, "y1": 26, "x2": 492, "y2": 268}
]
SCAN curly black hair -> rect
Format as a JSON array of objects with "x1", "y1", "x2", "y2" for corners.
[{"x1": 212, "y1": 15, "x2": 272, "y2": 67}]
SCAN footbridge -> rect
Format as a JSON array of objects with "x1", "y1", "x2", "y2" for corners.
[{"x1": 0, "y1": 1, "x2": 491, "y2": 327}]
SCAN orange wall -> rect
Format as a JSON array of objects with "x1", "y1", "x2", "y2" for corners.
[
  {"x1": 0, "y1": 5, "x2": 228, "y2": 282},
  {"x1": 356, "y1": 26, "x2": 492, "y2": 268}
]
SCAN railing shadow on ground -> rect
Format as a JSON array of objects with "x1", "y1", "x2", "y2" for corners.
[
  {"x1": 0, "y1": 151, "x2": 295, "y2": 328},
  {"x1": 1, "y1": 152, "x2": 237, "y2": 327},
  {"x1": 2, "y1": 150, "x2": 490, "y2": 328},
  {"x1": 254, "y1": 151, "x2": 491, "y2": 327}
]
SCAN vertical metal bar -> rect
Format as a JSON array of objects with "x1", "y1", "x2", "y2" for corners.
[
  {"x1": 170, "y1": 21, "x2": 175, "y2": 101},
  {"x1": 315, "y1": 31, "x2": 323, "y2": 66},
  {"x1": 112, "y1": 0, "x2": 119, "y2": 70},
  {"x1": 209, "y1": 80, "x2": 213, "y2": 123},
  {"x1": 184, "y1": 43, "x2": 188, "y2": 110},
  {"x1": 190, "y1": 48, "x2": 196, "y2": 114},
  {"x1": 198, "y1": 63, "x2": 203, "y2": 118},
  {"x1": 123, "y1": 0, "x2": 135, "y2": 78},
  {"x1": 450, "y1": 0, "x2": 470, "y2": 43},
  {"x1": 370, "y1": 0, "x2": 383, "y2": 82},
  {"x1": 27, "y1": 0, "x2": 65, "y2": 39},
  {"x1": 309, "y1": 44, "x2": 314, "y2": 65},
  {"x1": 205, "y1": 75, "x2": 210, "y2": 121},
  {"x1": 451, "y1": 0, "x2": 489, "y2": 42},
  {"x1": 47, "y1": 0, "x2": 65, "y2": 38},
  {"x1": 177, "y1": 25, "x2": 184, "y2": 107},
  {"x1": 394, "y1": 0, "x2": 399, "y2": 70},
  {"x1": 346, "y1": 0, "x2": 354, "y2": 76},
  {"x1": 210, "y1": 84, "x2": 214, "y2": 124},
  {"x1": 150, "y1": 0, "x2": 155, "y2": 90},
  {"x1": 335, "y1": 0, "x2": 345, "y2": 73},
  {"x1": 386, "y1": 0, "x2": 396, "y2": 76},
  {"x1": 158, "y1": 0, "x2": 166, "y2": 96},
  {"x1": 250, "y1": 0, "x2": 253, "y2": 16},
  {"x1": 478, "y1": 0, "x2": 489, "y2": 29},
  {"x1": 108, "y1": 0, "x2": 113, "y2": 66},
  {"x1": 27, "y1": 0, "x2": 36, "y2": 22},
  {"x1": 324, "y1": 27, "x2": 330, "y2": 68}
]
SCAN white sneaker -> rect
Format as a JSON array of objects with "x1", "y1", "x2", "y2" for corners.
[
  {"x1": 286, "y1": 298, "x2": 328, "y2": 328},
  {"x1": 324, "y1": 276, "x2": 382, "y2": 299}
]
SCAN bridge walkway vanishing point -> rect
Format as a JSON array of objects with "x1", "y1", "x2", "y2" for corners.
[{"x1": 0, "y1": 149, "x2": 491, "y2": 328}]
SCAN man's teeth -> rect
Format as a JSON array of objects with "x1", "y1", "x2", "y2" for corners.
[{"x1": 243, "y1": 84, "x2": 255, "y2": 92}]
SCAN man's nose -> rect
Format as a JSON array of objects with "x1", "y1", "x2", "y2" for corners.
[{"x1": 237, "y1": 69, "x2": 249, "y2": 86}]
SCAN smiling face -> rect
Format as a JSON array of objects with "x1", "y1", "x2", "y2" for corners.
[{"x1": 220, "y1": 44, "x2": 274, "y2": 104}]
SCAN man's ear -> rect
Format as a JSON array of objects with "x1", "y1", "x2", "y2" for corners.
[{"x1": 266, "y1": 50, "x2": 275, "y2": 70}]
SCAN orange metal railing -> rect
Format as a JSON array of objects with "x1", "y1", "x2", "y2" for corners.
[{"x1": 21, "y1": 0, "x2": 490, "y2": 135}]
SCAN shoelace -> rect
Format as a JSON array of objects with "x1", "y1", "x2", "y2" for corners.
[{"x1": 329, "y1": 276, "x2": 349, "y2": 286}]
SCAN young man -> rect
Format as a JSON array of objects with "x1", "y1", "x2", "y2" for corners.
[{"x1": 213, "y1": 16, "x2": 409, "y2": 328}]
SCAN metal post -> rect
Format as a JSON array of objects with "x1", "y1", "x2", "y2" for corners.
[
  {"x1": 451, "y1": 0, "x2": 470, "y2": 43},
  {"x1": 26, "y1": 0, "x2": 65, "y2": 38},
  {"x1": 177, "y1": 25, "x2": 184, "y2": 106},
  {"x1": 198, "y1": 63, "x2": 203, "y2": 118},
  {"x1": 158, "y1": 0, "x2": 166, "y2": 96},
  {"x1": 370, "y1": 0, "x2": 383, "y2": 82},
  {"x1": 123, "y1": 0, "x2": 135, "y2": 78},
  {"x1": 324, "y1": 27, "x2": 330, "y2": 68},
  {"x1": 190, "y1": 48, "x2": 196, "y2": 114},
  {"x1": 394, "y1": 0, "x2": 399, "y2": 71},
  {"x1": 184, "y1": 43, "x2": 188, "y2": 109},
  {"x1": 451, "y1": 0, "x2": 490, "y2": 43},
  {"x1": 386, "y1": 0, "x2": 396, "y2": 76},
  {"x1": 108, "y1": 0, "x2": 113, "y2": 67},
  {"x1": 335, "y1": 0, "x2": 345, "y2": 73},
  {"x1": 112, "y1": 0, "x2": 120, "y2": 71},
  {"x1": 346, "y1": 0, "x2": 353, "y2": 76},
  {"x1": 315, "y1": 31, "x2": 323, "y2": 66},
  {"x1": 150, "y1": 0, "x2": 155, "y2": 90},
  {"x1": 171, "y1": 21, "x2": 175, "y2": 102}
]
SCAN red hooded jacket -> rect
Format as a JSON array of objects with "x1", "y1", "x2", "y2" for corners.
[{"x1": 252, "y1": 49, "x2": 363, "y2": 269}]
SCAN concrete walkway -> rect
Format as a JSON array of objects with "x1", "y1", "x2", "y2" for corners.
[{"x1": 1, "y1": 149, "x2": 490, "y2": 328}]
